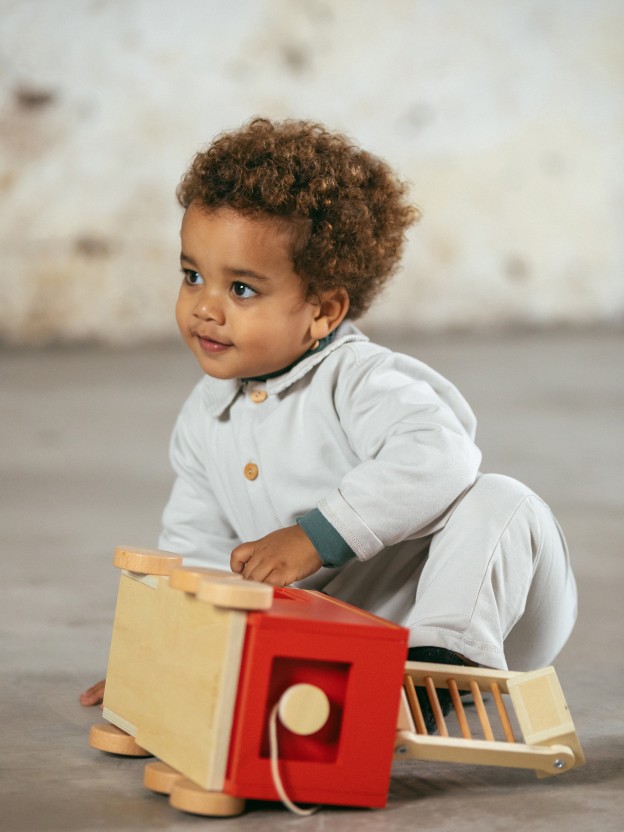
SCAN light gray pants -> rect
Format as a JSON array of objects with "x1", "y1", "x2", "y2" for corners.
[
  {"x1": 310, "y1": 473, "x2": 578, "y2": 671},
  {"x1": 406, "y1": 473, "x2": 577, "y2": 670}
]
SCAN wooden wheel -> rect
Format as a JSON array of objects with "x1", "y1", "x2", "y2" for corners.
[
  {"x1": 89, "y1": 723, "x2": 152, "y2": 757},
  {"x1": 144, "y1": 761, "x2": 183, "y2": 794},
  {"x1": 169, "y1": 779, "x2": 246, "y2": 816}
]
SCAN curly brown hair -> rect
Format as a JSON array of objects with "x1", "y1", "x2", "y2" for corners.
[{"x1": 177, "y1": 117, "x2": 419, "y2": 318}]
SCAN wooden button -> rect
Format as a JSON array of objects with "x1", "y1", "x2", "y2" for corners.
[
  {"x1": 244, "y1": 463, "x2": 259, "y2": 480},
  {"x1": 250, "y1": 389, "x2": 268, "y2": 403}
]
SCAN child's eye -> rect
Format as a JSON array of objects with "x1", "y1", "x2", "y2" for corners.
[
  {"x1": 231, "y1": 281, "x2": 257, "y2": 299},
  {"x1": 182, "y1": 269, "x2": 203, "y2": 286}
]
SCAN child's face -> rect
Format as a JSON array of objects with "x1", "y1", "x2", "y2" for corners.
[{"x1": 176, "y1": 203, "x2": 324, "y2": 380}]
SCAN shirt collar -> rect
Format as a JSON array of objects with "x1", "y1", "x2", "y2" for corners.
[
  {"x1": 241, "y1": 330, "x2": 337, "y2": 384},
  {"x1": 201, "y1": 322, "x2": 368, "y2": 417}
]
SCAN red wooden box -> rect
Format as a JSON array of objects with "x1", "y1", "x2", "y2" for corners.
[{"x1": 225, "y1": 587, "x2": 409, "y2": 808}]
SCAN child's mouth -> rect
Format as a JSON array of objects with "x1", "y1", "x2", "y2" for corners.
[{"x1": 196, "y1": 335, "x2": 232, "y2": 353}]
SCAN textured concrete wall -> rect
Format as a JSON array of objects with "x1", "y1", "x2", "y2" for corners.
[{"x1": 1, "y1": 0, "x2": 622, "y2": 344}]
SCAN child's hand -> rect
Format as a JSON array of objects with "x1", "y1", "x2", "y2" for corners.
[
  {"x1": 80, "y1": 679, "x2": 106, "y2": 707},
  {"x1": 231, "y1": 525, "x2": 322, "y2": 587}
]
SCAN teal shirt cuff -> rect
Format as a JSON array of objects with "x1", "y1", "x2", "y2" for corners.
[{"x1": 297, "y1": 509, "x2": 357, "y2": 567}]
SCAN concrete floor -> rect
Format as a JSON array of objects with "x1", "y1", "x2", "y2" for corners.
[{"x1": 1, "y1": 327, "x2": 623, "y2": 831}]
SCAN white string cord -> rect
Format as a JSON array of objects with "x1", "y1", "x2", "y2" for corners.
[{"x1": 268, "y1": 704, "x2": 321, "y2": 816}]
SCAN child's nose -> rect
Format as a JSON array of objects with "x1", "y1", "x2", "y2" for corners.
[{"x1": 193, "y1": 288, "x2": 225, "y2": 324}]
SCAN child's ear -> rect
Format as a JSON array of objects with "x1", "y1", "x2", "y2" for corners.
[{"x1": 310, "y1": 288, "x2": 350, "y2": 340}]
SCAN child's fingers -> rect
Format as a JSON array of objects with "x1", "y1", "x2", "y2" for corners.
[
  {"x1": 231, "y1": 542, "x2": 282, "y2": 584},
  {"x1": 243, "y1": 558, "x2": 281, "y2": 586},
  {"x1": 79, "y1": 689, "x2": 104, "y2": 706},
  {"x1": 230, "y1": 542, "x2": 253, "y2": 573},
  {"x1": 80, "y1": 679, "x2": 106, "y2": 706}
]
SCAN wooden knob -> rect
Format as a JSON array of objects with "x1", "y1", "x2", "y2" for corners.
[
  {"x1": 113, "y1": 546, "x2": 183, "y2": 576},
  {"x1": 197, "y1": 577, "x2": 273, "y2": 610},
  {"x1": 278, "y1": 684, "x2": 330, "y2": 736},
  {"x1": 169, "y1": 566, "x2": 241, "y2": 594}
]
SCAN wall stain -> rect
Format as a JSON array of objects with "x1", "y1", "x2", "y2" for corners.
[
  {"x1": 74, "y1": 236, "x2": 113, "y2": 258},
  {"x1": 505, "y1": 255, "x2": 531, "y2": 282},
  {"x1": 14, "y1": 86, "x2": 57, "y2": 110},
  {"x1": 280, "y1": 43, "x2": 311, "y2": 74}
]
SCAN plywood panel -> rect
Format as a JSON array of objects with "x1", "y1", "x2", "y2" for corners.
[
  {"x1": 507, "y1": 666, "x2": 586, "y2": 773},
  {"x1": 103, "y1": 571, "x2": 246, "y2": 790}
]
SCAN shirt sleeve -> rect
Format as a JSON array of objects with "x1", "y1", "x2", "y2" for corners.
[
  {"x1": 158, "y1": 385, "x2": 239, "y2": 568},
  {"x1": 297, "y1": 508, "x2": 357, "y2": 567},
  {"x1": 316, "y1": 347, "x2": 482, "y2": 561}
]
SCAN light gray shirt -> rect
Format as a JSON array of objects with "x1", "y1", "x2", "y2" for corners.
[{"x1": 160, "y1": 322, "x2": 479, "y2": 553}]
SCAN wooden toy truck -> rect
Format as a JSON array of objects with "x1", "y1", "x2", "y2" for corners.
[{"x1": 89, "y1": 546, "x2": 585, "y2": 816}]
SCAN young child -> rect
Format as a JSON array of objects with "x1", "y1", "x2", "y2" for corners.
[{"x1": 81, "y1": 118, "x2": 577, "y2": 725}]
